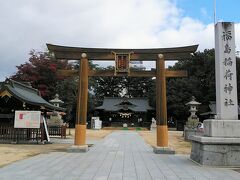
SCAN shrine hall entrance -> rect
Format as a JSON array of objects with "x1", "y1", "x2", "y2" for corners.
[
  {"x1": 94, "y1": 97, "x2": 155, "y2": 128},
  {"x1": 47, "y1": 44, "x2": 198, "y2": 152}
]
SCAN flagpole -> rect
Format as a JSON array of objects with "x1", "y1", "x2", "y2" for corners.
[{"x1": 214, "y1": 0, "x2": 216, "y2": 24}]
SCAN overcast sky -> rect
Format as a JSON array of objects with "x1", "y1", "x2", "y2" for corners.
[{"x1": 0, "y1": 0, "x2": 240, "y2": 81}]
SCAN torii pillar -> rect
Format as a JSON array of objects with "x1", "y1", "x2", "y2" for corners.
[
  {"x1": 69, "y1": 53, "x2": 89, "y2": 152},
  {"x1": 154, "y1": 54, "x2": 175, "y2": 154}
]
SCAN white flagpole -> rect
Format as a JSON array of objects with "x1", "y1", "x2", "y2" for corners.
[{"x1": 214, "y1": 0, "x2": 217, "y2": 24}]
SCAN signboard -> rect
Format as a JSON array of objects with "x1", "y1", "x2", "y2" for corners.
[
  {"x1": 91, "y1": 117, "x2": 102, "y2": 129},
  {"x1": 113, "y1": 52, "x2": 132, "y2": 75},
  {"x1": 94, "y1": 119, "x2": 102, "y2": 130},
  {"x1": 14, "y1": 111, "x2": 41, "y2": 128},
  {"x1": 215, "y1": 22, "x2": 238, "y2": 120}
]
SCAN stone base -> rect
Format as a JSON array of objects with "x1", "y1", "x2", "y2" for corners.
[
  {"x1": 190, "y1": 136, "x2": 240, "y2": 166},
  {"x1": 67, "y1": 145, "x2": 89, "y2": 153},
  {"x1": 184, "y1": 128, "x2": 203, "y2": 141},
  {"x1": 150, "y1": 127, "x2": 156, "y2": 131},
  {"x1": 204, "y1": 119, "x2": 240, "y2": 137},
  {"x1": 153, "y1": 147, "x2": 175, "y2": 154}
]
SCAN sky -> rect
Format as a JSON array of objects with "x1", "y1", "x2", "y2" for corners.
[{"x1": 0, "y1": 0, "x2": 240, "y2": 81}]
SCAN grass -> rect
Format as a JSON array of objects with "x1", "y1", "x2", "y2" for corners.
[
  {"x1": 121, "y1": 127, "x2": 143, "y2": 130},
  {"x1": 103, "y1": 127, "x2": 148, "y2": 131}
]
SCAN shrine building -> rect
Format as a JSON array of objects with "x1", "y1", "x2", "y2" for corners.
[
  {"x1": 0, "y1": 79, "x2": 64, "y2": 126},
  {"x1": 95, "y1": 97, "x2": 154, "y2": 128}
]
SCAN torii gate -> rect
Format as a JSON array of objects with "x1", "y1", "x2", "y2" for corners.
[{"x1": 47, "y1": 44, "x2": 198, "y2": 153}]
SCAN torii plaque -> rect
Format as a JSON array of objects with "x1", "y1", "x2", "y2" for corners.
[{"x1": 47, "y1": 44, "x2": 198, "y2": 153}]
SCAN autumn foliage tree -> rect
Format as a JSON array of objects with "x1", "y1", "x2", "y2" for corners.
[
  {"x1": 10, "y1": 50, "x2": 97, "y2": 126},
  {"x1": 11, "y1": 50, "x2": 70, "y2": 100}
]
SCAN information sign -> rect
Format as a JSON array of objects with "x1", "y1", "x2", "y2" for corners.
[{"x1": 14, "y1": 111, "x2": 41, "y2": 128}]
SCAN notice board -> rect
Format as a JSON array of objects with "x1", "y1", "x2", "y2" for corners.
[{"x1": 14, "y1": 111, "x2": 41, "y2": 128}]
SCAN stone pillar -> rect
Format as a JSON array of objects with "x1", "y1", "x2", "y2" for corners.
[
  {"x1": 154, "y1": 54, "x2": 174, "y2": 154},
  {"x1": 69, "y1": 53, "x2": 89, "y2": 152},
  {"x1": 190, "y1": 22, "x2": 240, "y2": 166}
]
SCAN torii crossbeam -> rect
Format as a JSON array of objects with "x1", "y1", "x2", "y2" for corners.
[{"x1": 47, "y1": 44, "x2": 198, "y2": 153}]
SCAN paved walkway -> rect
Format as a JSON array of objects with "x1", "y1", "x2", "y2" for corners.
[{"x1": 0, "y1": 131, "x2": 240, "y2": 180}]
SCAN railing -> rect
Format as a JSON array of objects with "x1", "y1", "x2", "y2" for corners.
[
  {"x1": 0, "y1": 125, "x2": 67, "y2": 143},
  {"x1": 48, "y1": 125, "x2": 67, "y2": 138},
  {"x1": 0, "y1": 126, "x2": 42, "y2": 143}
]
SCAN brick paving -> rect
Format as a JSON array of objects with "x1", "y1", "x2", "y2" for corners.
[{"x1": 0, "y1": 131, "x2": 240, "y2": 180}]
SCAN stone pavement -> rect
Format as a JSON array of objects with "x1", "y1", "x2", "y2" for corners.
[{"x1": 0, "y1": 131, "x2": 240, "y2": 180}]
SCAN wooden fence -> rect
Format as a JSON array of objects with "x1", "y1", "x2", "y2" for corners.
[
  {"x1": 48, "y1": 125, "x2": 66, "y2": 138},
  {"x1": 0, "y1": 126, "x2": 42, "y2": 143},
  {"x1": 0, "y1": 125, "x2": 67, "y2": 143}
]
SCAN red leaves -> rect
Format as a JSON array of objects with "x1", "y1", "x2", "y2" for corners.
[
  {"x1": 11, "y1": 50, "x2": 69, "y2": 99},
  {"x1": 38, "y1": 84, "x2": 49, "y2": 97},
  {"x1": 49, "y1": 63, "x2": 57, "y2": 72}
]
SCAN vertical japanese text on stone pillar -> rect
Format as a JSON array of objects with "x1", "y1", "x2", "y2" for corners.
[{"x1": 215, "y1": 22, "x2": 238, "y2": 120}]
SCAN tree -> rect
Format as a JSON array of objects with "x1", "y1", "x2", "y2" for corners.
[
  {"x1": 11, "y1": 50, "x2": 79, "y2": 125},
  {"x1": 55, "y1": 77, "x2": 78, "y2": 126},
  {"x1": 167, "y1": 49, "x2": 216, "y2": 122},
  {"x1": 11, "y1": 50, "x2": 70, "y2": 100},
  {"x1": 91, "y1": 66, "x2": 155, "y2": 104}
]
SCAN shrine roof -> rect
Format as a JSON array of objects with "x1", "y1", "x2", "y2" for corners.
[
  {"x1": 47, "y1": 44, "x2": 198, "y2": 60},
  {"x1": 95, "y1": 97, "x2": 154, "y2": 112},
  {"x1": 0, "y1": 79, "x2": 64, "y2": 111}
]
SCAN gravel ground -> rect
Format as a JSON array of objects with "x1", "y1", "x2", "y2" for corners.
[{"x1": 138, "y1": 130, "x2": 191, "y2": 154}]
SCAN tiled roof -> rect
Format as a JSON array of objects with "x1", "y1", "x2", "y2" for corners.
[
  {"x1": 96, "y1": 97, "x2": 154, "y2": 112},
  {"x1": 0, "y1": 79, "x2": 64, "y2": 111}
]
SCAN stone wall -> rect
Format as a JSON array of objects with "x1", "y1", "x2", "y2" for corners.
[{"x1": 191, "y1": 140, "x2": 240, "y2": 166}]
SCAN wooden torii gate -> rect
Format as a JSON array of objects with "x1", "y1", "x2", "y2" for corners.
[{"x1": 47, "y1": 44, "x2": 198, "y2": 153}]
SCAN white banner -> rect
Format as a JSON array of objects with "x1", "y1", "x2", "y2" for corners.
[
  {"x1": 14, "y1": 111, "x2": 41, "y2": 128},
  {"x1": 215, "y1": 22, "x2": 238, "y2": 120}
]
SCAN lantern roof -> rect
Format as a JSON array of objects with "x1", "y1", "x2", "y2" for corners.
[{"x1": 186, "y1": 96, "x2": 201, "y2": 106}]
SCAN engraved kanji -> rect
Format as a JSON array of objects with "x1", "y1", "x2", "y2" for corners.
[
  {"x1": 224, "y1": 83, "x2": 233, "y2": 94},
  {"x1": 224, "y1": 69, "x2": 233, "y2": 80},
  {"x1": 224, "y1": 98, "x2": 234, "y2": 106},
  {"x1": 223, "y1": 57, "x2": 233, "y2": 66},
  {"x1": 222, "y1": 30, "x2": 232, "y2": 41},
  {"x1": 224, "y1": 44, "x2": 231, "y2": 54}
]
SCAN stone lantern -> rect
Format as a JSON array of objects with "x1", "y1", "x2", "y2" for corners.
[
  {"x1": 185, "y1": 96, "x2": 201, "y2": 122},
  {"x1": 49, "y1": 94, "x2": 64, "y2": 107},
  {"x1": 184, "y1": 96, "x2": 201, "y2": 140},
  {"x1": 49, "y1": 94, "x2": 64, "y2": 127}
]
